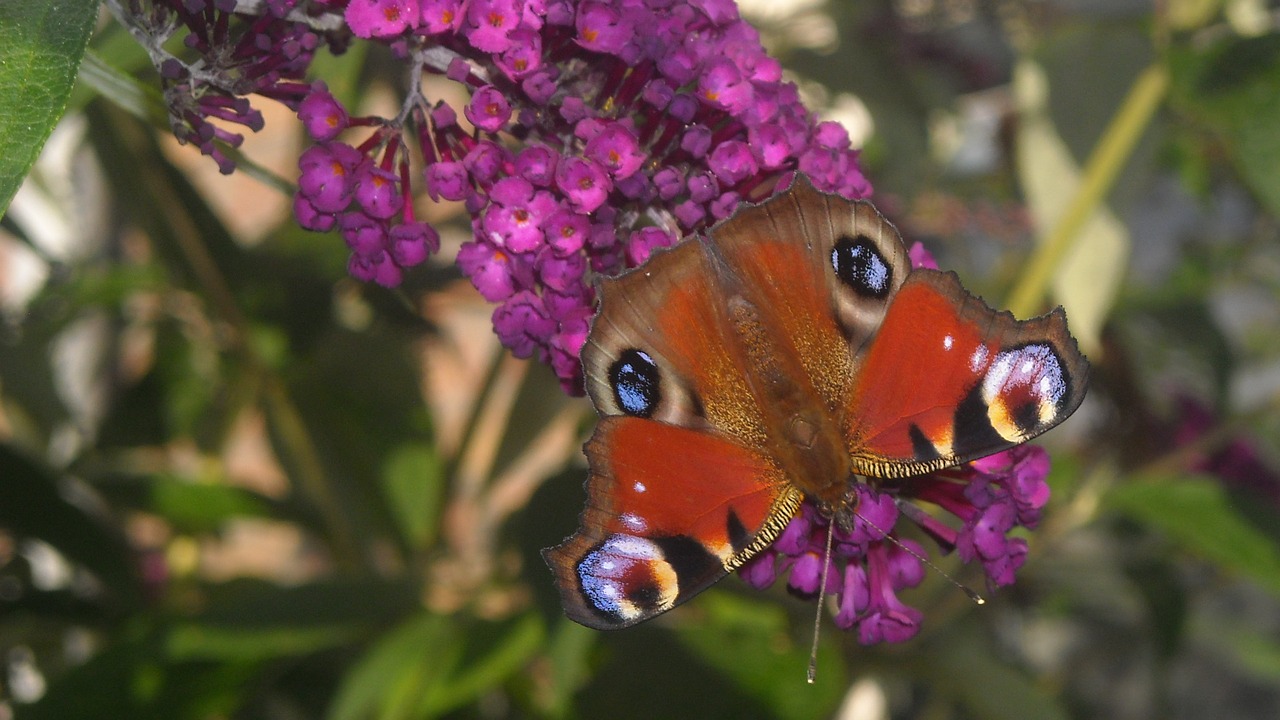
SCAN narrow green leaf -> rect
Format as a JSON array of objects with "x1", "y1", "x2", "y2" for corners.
[
  {"x1": 677, "y1": 591, "x2": 846, "y2": 720},
  {"x1": 149, "y1": 477, "x2": 272, "y2": 533},
  {"x1": 327, "y1": 612, "x2": 545, "y2": 720},
  {"x1": 1105, "y1": 475, "x2": 1280, "y2": 595},
  {"x1": 327, "y1": 613, "x2": 452, "y2": 720},
  {"x1": 420, "y1": 613, "x2": 544, "y2": 715},
  {"x1": 0, "y1": 0, "x2": 100, "y2": 215},
  {"x1": 166, "y1": 623, "x2": 361, "y2": 662},
  {"x1": 382, "y1": 444, "x2": 446, "y2": 549},
  {"x1": 536, "y1": 620, "x2": 597, "y2": 719}
]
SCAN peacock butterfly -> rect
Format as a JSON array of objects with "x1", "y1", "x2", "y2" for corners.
[{"x1": 542, "y1": 175, "x2": 1088, "y2": 630}]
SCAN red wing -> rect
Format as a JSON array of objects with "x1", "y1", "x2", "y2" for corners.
[
  {"x1": 845, "y1": 271, "x2": 1089, "y2": 478},
  {"x1": 543, "y1": 417, "x2": 801, "y2": 629}
]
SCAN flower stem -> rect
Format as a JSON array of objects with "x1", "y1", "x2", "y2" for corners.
[{"x1": 1005, "y1": 63, "x2": 1169, "y2": 318}]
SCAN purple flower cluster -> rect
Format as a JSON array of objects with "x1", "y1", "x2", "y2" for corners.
[
  {"x1": 110, "y1": 0, "x2": 346, "y2": 174},
  {"x1": 304, "y1": 0, "x2": 869, "y2": 391},
  {"x1": 739, "y1": 444, "x2": 1052, "y2": 645},
  {"x1": 117, "y1": 0, "x2": 870, "y2": 391},
  {"x1": 294, "y1": 83, "x2": 441, "y2": 286}
]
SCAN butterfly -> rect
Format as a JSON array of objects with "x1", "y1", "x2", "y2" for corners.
[{"x1": 543, "y1": 175, "x2": 1089, "y2": 630}]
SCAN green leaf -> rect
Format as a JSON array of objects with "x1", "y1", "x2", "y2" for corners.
[
  {"x1": 418, "y1": 613, "x2": 544, "y2": 715},
  {"x1": 149, "y1": 477, "x2": 272, "y2": 533},
  {"x1": 0, "y1": 0, "x2": 99, "y2": 215},
  {"x1": 166, "y1": 623, "x2": 362, "y2": 662},
  {"x1": 1170, "y1": 32, "x2": 1280, "y2": 216},
  {"x1": 327, "y1": 612, "x2": 545, "y2": 720},
  {"x1": 382, "y1": 444, "x2": 446, "y2": 549},
  {"x1": 1105, "y1": 475, "x2": 1280, "y2": 595},
  {"x1": 534, "y1": 620, "x2": 597, "y2": 719},
  {"x1": 677, "y1": 591, "x2": 845, "y2": 720},
  {"x1": 923, "y1": 624, "x2": 1070, "y2": 720}
]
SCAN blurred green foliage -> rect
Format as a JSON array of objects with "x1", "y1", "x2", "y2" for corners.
[{"x1": 3, "y1": 1, "x2": 1280, "y2": 718}]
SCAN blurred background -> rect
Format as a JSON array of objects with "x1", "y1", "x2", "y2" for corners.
[{"x1": 3, "y1": 0, "x2": 1280, "y2": 718}]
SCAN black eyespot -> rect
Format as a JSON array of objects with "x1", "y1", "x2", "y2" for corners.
[
  {"x1": 610, "y1": 349, "x2": 660, "y2": 417},
  {"x1": 831, "y1": 235, "x2": 892, "y2": 298}
]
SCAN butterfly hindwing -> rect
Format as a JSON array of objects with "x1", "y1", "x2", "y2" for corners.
[{"x1": 543, "y1": 417, "x2": 801, "y2": 629}]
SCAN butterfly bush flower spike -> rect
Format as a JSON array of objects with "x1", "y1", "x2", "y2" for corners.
[{"x1": 117, "y1": 0, "x2": 868, "y2": 391}]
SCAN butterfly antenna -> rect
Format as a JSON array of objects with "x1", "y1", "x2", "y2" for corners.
[
  {"x1": 807, "y1": 517, "x2": 837, "y2": 684},
  {"x1": 855, "y1": 506, "x2": 985, "y2": 606}
]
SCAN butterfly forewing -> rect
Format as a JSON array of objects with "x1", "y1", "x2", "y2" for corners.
[{"x1": 844, "y1": 271, "x2": 1089, "y2": 477}]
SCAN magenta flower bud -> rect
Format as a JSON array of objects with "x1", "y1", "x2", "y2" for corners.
[
  {"x1": 626, "y1": 227, "x2": 674, "y2": 266},
  {"x1": 545, "y1": 210, "x2": 589, "y2": 255},
  {"x1": 536, "y1": 248, "x2": 587, "y2": 292},
  {"x1": 515, "y1": 145, "x2": 558, "y2": 187},
  {"x1": 834, "y1": 563, "x2": 869, "y2": 630},
  {"x1": 673, "y1": 199, "x2": 706, "y2": 230},
  {"x1": 493, "y1": 291, "x2": 557, "y2": 358},
  {"x1": 457, "y1": 240, "x2": 519, "y2": 302},
  {"x1": 389, "y1": 222, "x2": 441, "y2": 267},
  {"x1": 297, "y1": 83, "x2": 348, "y2": 141},
  {"x1": 739, "y1": 553, "x2": 777, "y2": 590},
  {"x1": 497, "y1": 29, "x2": 542, "y2": 79},
  {"x1": 465, "y1": 0, "x2": 522, "y2": 53},
  {"x1": 908, "y1": 241, "x2": 940, "y2": 270},
  {"x1": 554, "y1": 157, "x2": 610, "y2": 213},
  {"x1": 345, "y1": 0, "x2": 416, "y2": 38},
  {"x1": 748, "y1": 124, "x2": 793, "y2": 170},
  {"x1": 298, "y1": 142, "x2": 363, "y2": 213},
  {"x1": 575, "y1": 1, "x2": 632, "y2": 54},
  {"x1": 293, "y1": 195, "x2": 335, "y2": 232},
  {"x1": 420, "y1": 0, "x2": 462, "y2": 34},
  {"x1": 425, "y1": 160, "x2": 470, "y2": 202},
  {"x1": 709, "y1": 190, "x2": 741, "y2": 221},
  {"x1": 446, "y1": 56, "x2": 473, "y2": 83},
  {"x1": 354, "y1": 165, "x2": 404, "y2": 219},
  {"x1": 339, "y1": 211, "x2": 386, "y2": 256},
  {"x1": 585, "y1": 123, "x2": 646, "y2": 179},
  {"x1": 430, "y1": 101, "x2": 458, "y2": 129},
  {"x1": 652, "y1": 167, "x2": 684, "y2": 200},
  {"x1": 465, "y1": 85, "x2": 512, "y2": 133},
  {"x1": 521, "y1": 69, "x2": 558, "y2": 105},
  {"x1": 642, "y1": 78, "x2": 675, "y2": 110},
  {"x1": 463, "y1": 141, "x2": 511, "y2": 185},
  {"x1": 680, "y1": 125, "x2": 712, "y2": 158},
  {"x1": 708, "y1": 140, "x2": 758, "y2": 186}
]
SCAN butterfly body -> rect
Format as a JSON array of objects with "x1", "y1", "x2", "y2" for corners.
[{"x1": 543, "y1": 176, "x2": 1088, "y2": 630}]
